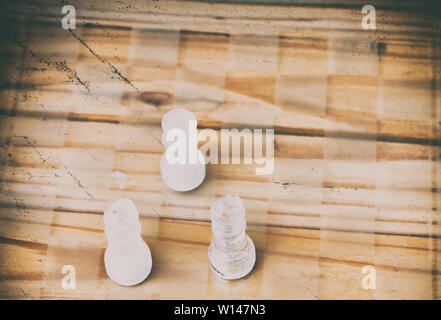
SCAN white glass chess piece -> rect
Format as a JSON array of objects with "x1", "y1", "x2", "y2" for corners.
[
  {"x1": 103, "y1": 198, "x2": 152, "y2": 286},
  {"x1": 208, "y1": 194, "x2": 256, "y2": 280},
  {"x1": 160, "y1": 108, "x2": 206, "y2": 192}
]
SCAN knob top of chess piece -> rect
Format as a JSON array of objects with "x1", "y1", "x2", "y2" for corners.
[
  {"x1": 162, "y1": 108, "x2": 196, "y2": 132},
  {"x1": 104, "y1": 198, "x2": 141, "y2": 244},
  {"x1": 210, "y1": 194, "x2": 245, "y2": 221}
]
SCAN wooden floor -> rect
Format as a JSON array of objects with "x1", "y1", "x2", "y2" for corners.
[{"x1": 0, "y1": 0, "x2": 440, "y2": 299}]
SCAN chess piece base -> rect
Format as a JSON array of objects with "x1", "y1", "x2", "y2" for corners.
[
  {"x1": 104, "y1": 241, "x2": 152, "y2": 286},
  {"x1": 208, "y1": 235, "x2": 256, "y2": 280},
  {"x1": 160, "y1": 151, "x2": 206, "y2": 192}
]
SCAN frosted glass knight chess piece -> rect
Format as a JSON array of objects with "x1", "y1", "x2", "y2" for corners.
[
  {"x1": 160, "y1": 108, "x2": 206, "y2": 192},
  {"x1": 208, "y1": 194, "x2": 256, "y2": 280},
  {"x1": 104, "y1": 198, "x2": 152, "y2": 286}
]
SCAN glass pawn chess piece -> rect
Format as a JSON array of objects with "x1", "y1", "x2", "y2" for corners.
[
  {"x1": 104, "y1": 198, "x2": 152, "y2": 286},
  {"x1": 208, "y1": 194, "x2": 256, "y2": 280},
  {"x1": 160, "y1": 108, "x2": 206, "y2": 192}
]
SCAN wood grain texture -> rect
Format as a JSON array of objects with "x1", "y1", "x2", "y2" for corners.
[{"x1": 0, "y1": 0, "x2": 440, "y2": 299}]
